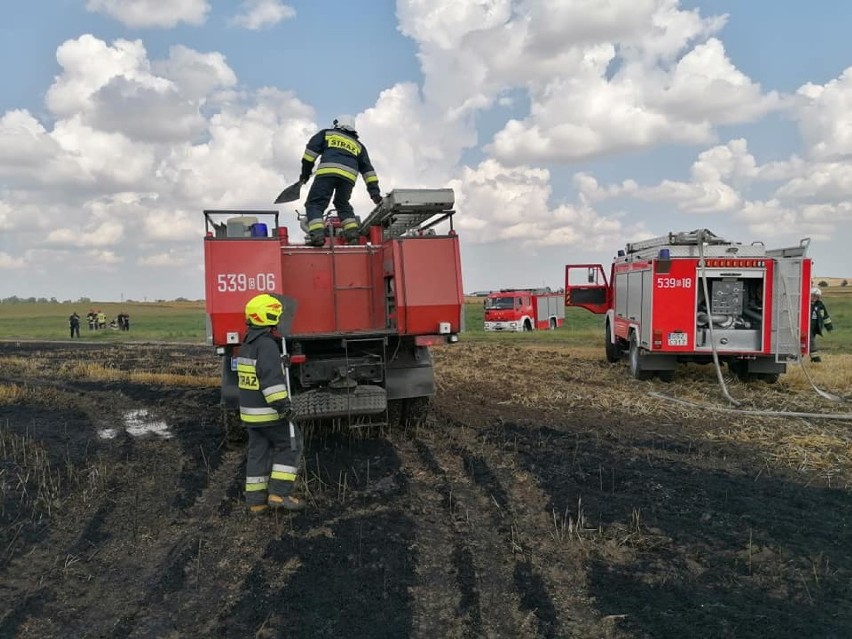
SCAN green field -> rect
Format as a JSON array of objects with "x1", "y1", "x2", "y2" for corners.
[
  {"x1": 0, "y1": 301, "x2": 206, "y2": 342},
  {"x1": 0, "y1": 293, "x2": 848, "y2": 353}
]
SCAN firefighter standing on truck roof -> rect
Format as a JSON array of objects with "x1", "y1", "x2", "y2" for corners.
[
  {"x1": 238, "y1": 294, "x2": 305, "y2": 513},
  {"x1": 299, "y1": 115, "x2": 382, "y2": 247}
]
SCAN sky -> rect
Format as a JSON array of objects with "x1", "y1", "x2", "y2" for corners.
[{"x1": 1, "y1": 0, "x2": 851, "y2": 301}]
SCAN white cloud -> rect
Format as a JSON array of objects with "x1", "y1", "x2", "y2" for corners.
[
  {"x1": 0, "y1": 252, "x2": 26, "y2": 269},
  {"x1": 449, "y1": 159, "x2": 633, "y2": 249},
  {"x1": 138, "y1": 251, "x2": 190, "y2": 267},
  {"x1": 794, "y1": 67, "x2": 852, "y2": 160},
  {"x1": 85, "y1": 0, "x2": 209, "y2": 28},
  {"x1": 46, "y1": 221, "x2": 124, "y2": 248},
  {"x1": 231, "y1": 0, "x2": 295, "y2": 30}
]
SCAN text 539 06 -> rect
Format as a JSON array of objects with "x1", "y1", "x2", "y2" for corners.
[{"x1": 216, "y1": 273, "x2": 276, "y2": 292}]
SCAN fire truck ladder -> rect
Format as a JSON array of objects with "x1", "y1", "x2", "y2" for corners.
[
  {"x1": 358, "y1": 188, "x2": 455, "y2": 240},
  {"x1": 625, "y1": 229, "x2": 730, "y2": 254}
]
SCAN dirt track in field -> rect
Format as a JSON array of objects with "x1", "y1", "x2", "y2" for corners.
[{"x1": 1, "y1": 340, "x2": 851, "y2": 638}]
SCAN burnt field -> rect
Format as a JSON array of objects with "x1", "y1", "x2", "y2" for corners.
[{"x1": 1, "y1": 340, "x2": 851, "y2": 638}]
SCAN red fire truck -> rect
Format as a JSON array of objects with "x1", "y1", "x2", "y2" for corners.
[
  {"x1": 483, "y1": 289, "x2": 564, "y2": 332},
  {"x1": 203, "y1": 188, "x2": 464, "y2": 424},
  {"x1": 565, "y1": 229, "x2": 811, "y2": 382}
]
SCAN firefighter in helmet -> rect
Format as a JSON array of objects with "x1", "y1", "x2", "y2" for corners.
[
  {"x1": 299, "y1": 115, "x2": 383, "y2": 246},
  {"x1": 238, "y1": 294, "x2": 305, "y2": 513}
]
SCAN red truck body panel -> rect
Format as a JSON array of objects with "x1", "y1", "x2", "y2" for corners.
[
  {"x1": 204, "y1": 234, "x2": 463, "y2": 343},
  {"x1": 565, "y1": 230, "x2": 812, "y2": 380}
]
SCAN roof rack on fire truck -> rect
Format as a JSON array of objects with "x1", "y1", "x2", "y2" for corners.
[
  {"x1": 359, "y1": 188, "x2": 455, "y2": 240},
  {"x1": 624, "y1": 229, "x2": 731, "y2": 254}
]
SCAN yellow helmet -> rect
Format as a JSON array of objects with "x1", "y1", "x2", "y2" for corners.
[{"x1": 245, "y1": 294, "x2": 283, "y2": 327}]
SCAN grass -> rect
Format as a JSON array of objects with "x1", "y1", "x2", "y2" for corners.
[
  {"x1": 462, "y1": 292, "x2": 852, "y2": 354},
  {"x1": 1, "y1": 290, "x2": 850, "y2": 354},
  {"x1": 0, "y1": 301, "x2": 206, "y2": 342}
]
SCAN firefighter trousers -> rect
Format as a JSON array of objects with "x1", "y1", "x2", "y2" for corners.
[
  {"x1": 305, "y1": 175, "x2": 355, "y2": 224},
  {"x1": 244, "y1": 421, "x2": 303, "y2": 506}
]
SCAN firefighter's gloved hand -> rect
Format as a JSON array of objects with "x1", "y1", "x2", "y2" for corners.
[
  {"x1": 300, "y1": 175, "x2": 310, "y2": 184},
  {"x1": 371, "y1": 194, "x2": 383, "y2": 205},
  {"x1": 826, "y1": 324, "x2": 834, "y2": 332},
  {"x1": 272, "y1": 399, "x2": 295, "y2": 422}
]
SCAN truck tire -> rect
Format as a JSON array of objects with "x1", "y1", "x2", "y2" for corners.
[
  {"x1": 523, "y1": 319, "x2": 532, "y2": 331},
  {"x1": 605, "y1": 322, "x2": 621, "y2": 363},
  {"x1": 629, "y1": 333, "x2": 653, "y2": 381},
  {"x1": 759, "y1": 373, "x2": 779, "y2": 384}
]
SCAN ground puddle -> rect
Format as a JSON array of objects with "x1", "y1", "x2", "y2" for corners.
[{"x1": 98, "y1": 408, "x2": 172, "y2": 439}]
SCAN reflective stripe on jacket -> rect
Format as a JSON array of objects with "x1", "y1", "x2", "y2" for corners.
[
  {"x1": 237, "y1": 327, "x2": 290, "y2": 425},
  {"x1": 302, "y1": 128, "x2": 380, "y2": 195}
]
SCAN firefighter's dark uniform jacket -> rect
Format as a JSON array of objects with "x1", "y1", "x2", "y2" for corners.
[
  {"x1": 811, "y1": 299, "x2": 833, "y2": 336},
  {"x1": 301, "y1": 128, "x2": 380, "y2": 198},
  {"x1": 237, "y1": 326, "x2": 302, "y2": 504},
  {"x1": 237, "y1": 326, "x2": 291, "y2": 425}
]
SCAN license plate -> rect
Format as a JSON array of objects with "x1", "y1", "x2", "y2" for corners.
[{"x1": 667, "y1": 332, "x2": 688, "y2": 346}]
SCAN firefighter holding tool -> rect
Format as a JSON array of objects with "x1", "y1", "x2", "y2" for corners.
[
  {"x1": 238, "y1": 294, "x2": 305, "y2": 513},
  {"x1": 297, "y1": 115, "x2": 383, "y2": 246}
]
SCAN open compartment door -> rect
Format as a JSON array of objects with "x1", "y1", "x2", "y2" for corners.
[{"x1": 565, "y1": 264, "x2": 609, "y2": 314}]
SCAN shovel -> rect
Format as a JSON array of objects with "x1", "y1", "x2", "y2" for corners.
[{"x1": 274, "y1": 179, "x2": 305, "y2": 204}]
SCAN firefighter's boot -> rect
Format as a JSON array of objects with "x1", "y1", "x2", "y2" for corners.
[
  {"x1": 268, "y1": 494, "x2": 306, "y2": 511},
  {"x1": 307, "y1": 229, "x2": 325, "y2": 247},
  {"x1": 342, "y1": 227, "x2": 360, "y2": 245}
]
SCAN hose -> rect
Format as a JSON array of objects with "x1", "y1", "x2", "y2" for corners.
[
  {"x1": 771, "y1": 269, "x2": 844, "y2": 402},
  {"x1": 648, "y1": 392, "x2": 852, "y2": 420},
  {"x1": 697, "y1": 230, "x2": 741, "y2": 406}
]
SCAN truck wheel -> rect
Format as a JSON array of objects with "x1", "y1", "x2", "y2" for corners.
[
  {"x1": 629, "y1": 333, "x2": 653, "y2": 381},
  {"x1": 728, "y1": 360, "x2": 754, "y2": 383},
  {"x1": 523, "y1": 320, "x2": 532, "y2": 332},
  {"x1": 550, "y1": 318, "x2": 557, "y2": 330},
  {"x1": 759, "y1": 373, "x2": 780, "y2": 384},
  {"x1": 605, "y1": 323, "x2": 621, "y2": 363},
  {"x1": 401, "y1": 397, "x2": 431, "y2": 427}
]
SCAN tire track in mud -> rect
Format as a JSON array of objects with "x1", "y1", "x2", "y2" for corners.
[
  {"x1": 397, "y1": 437, "x2": 479, "y2": 639},
  {"x1": 430, "y1": 412, "x2": 622, "y2": 639},
  {"x1": 209, "y1": 435, "x2": 417, "y2": 639},
  {"x1": 105, "y1": 448, "x2": 247, "y2": 638},
  {"x1": 404, "y1": 435, "x2": 542, "y2": 639}
]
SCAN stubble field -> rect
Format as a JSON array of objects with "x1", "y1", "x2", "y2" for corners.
[{"x1": 1, "y1": 332, "x2": 851, "y2": 638}]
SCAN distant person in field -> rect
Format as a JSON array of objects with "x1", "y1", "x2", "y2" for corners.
[
  {"x1": 239, "y1": 294, "x2": 305, "y2": 514},
  {"x1": 68, "y1": 312, "x2": 80, "y2": 338},
  {"x1": 87, "y1": 310, "x2": 97, "y2": 331},
  {"x1": 97, "y1": 310, "x2": 107, "y2": 330},
  {"x1": 809, "y1": 287, "x2": 834, "y2": 363},
  {"x1": 121, "y1": 312, "x2": 131, "y2": 331}
]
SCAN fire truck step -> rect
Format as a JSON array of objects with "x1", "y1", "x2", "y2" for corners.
[{"x1": 292, "y1": 385, "x2": 387, "y2": 419}]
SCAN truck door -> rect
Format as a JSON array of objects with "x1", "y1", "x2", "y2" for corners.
[{"x1": 565, "y1": 264, "x2": 609, "y2": 314}]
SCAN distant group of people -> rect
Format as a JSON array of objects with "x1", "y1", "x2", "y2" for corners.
[{"x1": 68, "y1": 310, "x2": 131, "y2": 338}]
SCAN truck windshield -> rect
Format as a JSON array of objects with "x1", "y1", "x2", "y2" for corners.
[{"x1": 485, "y1": 297, "x2": 515, "y2": 310}]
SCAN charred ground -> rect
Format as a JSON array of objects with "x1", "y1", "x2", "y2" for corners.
[{"x1": 1, "y1": 340, "x2": 851, "y2": 638}]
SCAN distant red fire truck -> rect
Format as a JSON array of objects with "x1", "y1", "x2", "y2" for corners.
[
  {"x1": 203, "y1": 188, "x2": 464, "y2": 424},
  {"x1": 483, "y1": 288, "x2": 564, "y2": 332},
  {"x1": 565, "y1": 229, "x2": 811, "y2": 382}
]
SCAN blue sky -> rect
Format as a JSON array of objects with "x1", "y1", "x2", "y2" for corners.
[{"x1": 1, "y1": 0, "x2": 851, "y2": 300}]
